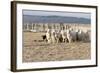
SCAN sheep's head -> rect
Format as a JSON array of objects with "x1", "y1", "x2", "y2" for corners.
[{"x1": 47, "y1": 29, "x2": 51, "y2": 33}]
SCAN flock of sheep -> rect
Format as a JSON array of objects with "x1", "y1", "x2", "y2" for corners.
[{"x1": 44, "y1": 28, "x2": 91, "y2": 43}]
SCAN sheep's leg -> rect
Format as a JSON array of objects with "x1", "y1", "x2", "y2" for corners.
[
  {"x1": 69, "y1": 39, "x2": 72, "y2": 43},
  {"x1": 57, "y1": 38, "x2": 59, "y2": 43},
  {"x1": 67, "y1": 38, "x2": 69, "y2": 43},
  {"x1": 63, "y1": 38, "x2": 65, "y2": 43},
  {"x1": 65, "y1": 38, "x2": 67, "y2": 43},
  {"x1": 68, "y1": 37, "x2": 72, "y2": 43},
  {"x1": 48, "y1": 38, "x2": 52, "y2": 44},
  {"x1": 66, "y1": 38, "x2": 67, "y2": 43}
]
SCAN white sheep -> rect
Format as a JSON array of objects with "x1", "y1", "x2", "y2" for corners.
[
  {"x1": 51, "y1": 29, "x2": 56, "y2": 43},
  {"x1": 61, "y1": 30, "x2": 67, "y2": 43},
  {"x1": 66, "y1": 28, "x2": 78, "y2": 43},
  {"x1": 46, "y1": 29, "x2": 52, "y2": 43},
  {"x1": 66, "y1": 29, "x2": 73, "y2": 43},
  {"x1": 55, "y1": 30, "x2": 62, "y2": 43}
]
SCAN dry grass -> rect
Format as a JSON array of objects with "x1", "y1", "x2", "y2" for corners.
[{"x1": 22, "y1": 31, "x2": 91, "y2": 63}]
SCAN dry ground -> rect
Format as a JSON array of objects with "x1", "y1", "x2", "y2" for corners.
[{"x1": 22, "y1": 31, "x2": 91, "y2": 62}]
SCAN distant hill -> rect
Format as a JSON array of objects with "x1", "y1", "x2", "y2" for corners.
[{"x1": 23, "y1": 15, "x2": 91, "y2": 24}]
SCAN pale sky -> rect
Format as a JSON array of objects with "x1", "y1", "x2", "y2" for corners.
[{"x1": 23, "y1": 10, "x2": 91, "y2": 19}]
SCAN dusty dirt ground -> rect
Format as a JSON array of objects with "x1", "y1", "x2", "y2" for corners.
[{"x1": 22, "y1": 32, "x2": 91, "y2": 63}]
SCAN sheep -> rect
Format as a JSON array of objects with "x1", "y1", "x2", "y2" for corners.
[
  {"x1": 46, "y1": 29, "x2": 52, "y2": 43},
  {"x1": 61, "y1": 30, "x2": 67, "y2": 43},
  {"x1": 66, "y1": 28, "x2": 78, "y2": 43},
  {"x1": 66, "y1": 29, "x2": 73, "y2": 43},
  {"x1": 84, "y1": 30, "x2": 91, "y2": 42},
  {"x1": 75, "y1": 29, "x2": 79, "y2": 41},
  {"x1": 45, "y1": 28, "x2": 91, "y2": 43},
  {"x1": 87, "y1": 30, "x2": 91, "y2": 42},
  {"x1": 70, "y1": 30, "x2": 77, "y2": 42},
  {"x1": 55, "y1": 30, "x2": 63, "y2": 43},
  {"x1": 51, "y1": 29, "x2": 56, "y2": 43},
  {"x1": 77, "y1": 29, "x2": 89, "y2": 42}
]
